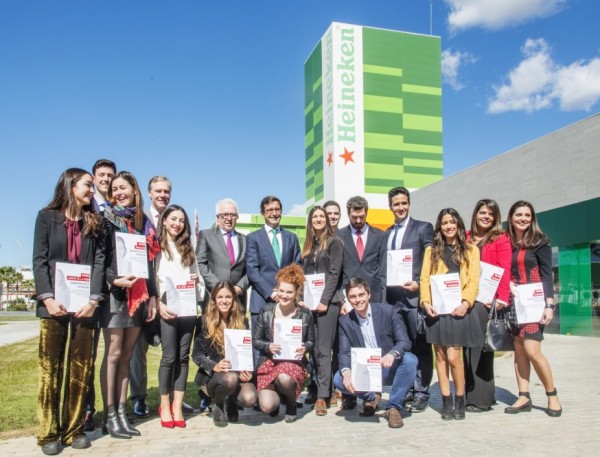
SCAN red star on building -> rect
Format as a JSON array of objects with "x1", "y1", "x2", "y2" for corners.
[
  {"x1": 339, "y1": 147, "x2": 355, "y2": 165},
  {"x1": 326, "y1": 151, "x2": 333, "y2": 167}
]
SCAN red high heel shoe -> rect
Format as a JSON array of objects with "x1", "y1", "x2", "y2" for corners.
[
  {"x1": 171, "y1": 403, "x2": 186, "y2": 428},
  {"x1": 159, "y1": 406, "x2": 175, "y2": 428}
]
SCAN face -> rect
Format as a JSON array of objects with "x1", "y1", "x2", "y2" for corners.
[
  {"x1": 93, "y1": 166, "x2": 115, "y2": 198},
  {"x1": 277, "y1": 281, "x2": 297, "y2": 307},
  {"x1": 262, "y1": 200, "x2": 282, "y2": 229},
  {"x1": 389, "y1": 194, "x2": 410, "y2": 223},
  {"x1": 324, "y1": 205, "x2": 340, "y2": 228},
  {"x1": 149, "y1": 180, "x2": 171, "y2": 213},
  {"x1": 476, "y1": 205, "x2": 495, "y2": 233},
  {"x1": 349, "y1": 208, "x2": 367, "y2": 231},
  {"x1": 440, "y1": 213, "x2": 458, "y2": 242},
  {"x1": 163, "y1": 210, "x2": 185, "y2": 240},
  {"x1": 215, "y1": 287, "x2": 234, "y2": 317},
  {"x1": 347, "y1": 285, "x2": 370, "y2": 317},
  {"x1": 217, "y1": 202, "x2": 238, "y2": 233},
  {"x1": 72, "y1": 173, "x2": 94, "y2": 208},
  {"x1": 311, "y1": 209, "x2": 327, "y2": 233},
  {"x1": 511, "y1": 206, "x2": 532, "y2": 233},
  {"x1": 111, "y1": 177, "x2": 135, "y2": 207}
]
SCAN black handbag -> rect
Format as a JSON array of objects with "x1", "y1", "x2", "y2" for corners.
[
  {"x1": 416, "y1": 308, "x2": 428, "y2": 335},
  {"x1": 483, "y1": 303, "x2": 514, "y2": 352}
]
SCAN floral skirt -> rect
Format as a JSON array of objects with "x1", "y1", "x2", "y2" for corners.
[{"x1": 256, "y1": 359, "x2": 306, "y2": 400}]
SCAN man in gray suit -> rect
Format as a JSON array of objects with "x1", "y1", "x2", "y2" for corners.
[{"x1": 197, "y1": 198, "x2": 249, "y2": 310}]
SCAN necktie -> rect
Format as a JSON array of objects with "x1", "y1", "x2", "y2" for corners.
[
  {"x1": 271, "y1": 229, "x2": 281, "y2": 266},
  {"x1": 356, "y1": 229, "x2": 365, "y2": 261},
  {"x1": 100, "y1": 202, "x2": 110, "y2": 209},
  {"x1": 391, "y1": 224, "x2": 401, "y2": 250},
  {"x1": 226, "y1": 232, "x2": 236, "y2": 265}
]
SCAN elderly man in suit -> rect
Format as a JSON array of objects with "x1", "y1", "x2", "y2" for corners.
[
  {"x1": 384, "y1": 187, "x2": 434, "y2": 413},
  {"x1": 197, "y1": 198, "x2": 249, "y2": 310},
  {"x1": 334, "y1": 277, "x2": 417, "y2": 429}
]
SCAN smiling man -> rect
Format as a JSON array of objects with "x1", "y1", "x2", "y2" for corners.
[{"x1": 91, "y1": 159, "x2": 116, "y2": 213}]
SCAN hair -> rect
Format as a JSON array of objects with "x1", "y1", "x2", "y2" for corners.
[
  {"x1": 344, "y1": 277, "x2": 371, "y2": 296},
  {"x1": 430, "y1": 208, "x2": 470, "y2": 274},
  {"x1": 46, "y1": 168, "x2": 101, "y2": 236},
  {"x1": 92, "y1": 159, "x2": 116, "y2": 175},
  {"x1": 260, "y1": 195, "x2": 282, "y2": 213},
  {"x1": 215, "y1": 198, "x2": 239, "y2": 215},
  {"x1": 157, "y1": 205, "x2": 195, "y2": 267},
  {"x1": 147, "y1": 175, "x2": 172, "y2": 192},
  {"x1": 301, "y1": 206, "x2": 335, "y2": 260},
  {"x1": 323, "y1": 200, "x2": 340, "y2": 212},
  {"x1": 275, "y1": 264, "x2": 304, "y2": 292},
  {"x1": 346, "y1": 196, "x2": 369, "y2": 214},
  {"x1": 108, "y1": 171, "x2": 145, "y2": 231},
  {"x1": 203, "y1": 281, "x2": 246, "y2": 354},
  {"x1": 507, "y1": 200, "x2": 548, "y2": 249},
  {"x1": 387, "y1": 187, "x2": 411, "y2": 205},
  {"x1": 469, "y1": 199, "x2": 504, "y2": 246}
]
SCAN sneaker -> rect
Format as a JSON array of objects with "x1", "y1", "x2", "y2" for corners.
[
  {"x1": 284, "y1": 403, "x2": 297, "y2": 423},
  {"x1": 133, "y1": 399, "x2": 150, "y2": 418},
  {"x1": 71, "y1": 435, "x2": 90, "y2": 449},
  {"x1": 409, "y1": 397, "x2": 428, "y2": 413}
]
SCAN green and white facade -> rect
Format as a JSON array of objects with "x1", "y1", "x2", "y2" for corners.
[{"x1": 305, "y1": 22, "x2": 442, "y2": 226}]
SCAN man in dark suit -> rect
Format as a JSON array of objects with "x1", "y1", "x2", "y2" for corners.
[
  {"x1": 334, "y1": 277, "x2": 417, "y2": 428},
  {"x1": 197, "y1": 198, "x2": 249, "y2": 309},
  {"x1": 384, "y1": 186, "x2": 434, "y2": 413},
  {"x1": 91, "y1": 159, "x2": 116, "y2": 213},
  {"x1": 339, "y1": 196, "x2": 387, "y2": 304}
]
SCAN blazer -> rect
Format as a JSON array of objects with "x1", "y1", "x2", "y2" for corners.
[
  {"x1": 252, "y1": 303, "x2": 315, "y2": 369},
  {"x1": 419, "y1": 244, "x2": 480, "y2": 308},
  {"x1": 511, "y1": 240, "x2": 554, "y2": 299},
  {"x1": 339, "y1": 224, "x2": 387, "y2": 303},
  {"x1": 337, "y1": 302, "x2": 412, "y2": 372},
  {"x1": 246, "y1": 226, "x2": 301, "y2": 314},
  {"x1": 467, "y1": 231, "x2": 512, "y2": 304},
  {"x1": 301, "y1": 234, "x2": 344, "y2": 306},
  {"x1": 32, "y1": 209, "x2": 107, "y2": 320},
  {"x1": 385, "y1": 218, "x2": 434, "y2": 308}
]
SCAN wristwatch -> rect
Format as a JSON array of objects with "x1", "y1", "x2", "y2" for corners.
[{"x1": 545, "y1": 303, "x2": 556, "y2": 310}]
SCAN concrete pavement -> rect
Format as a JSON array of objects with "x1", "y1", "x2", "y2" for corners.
[
  {"x1": 0, "y1": 320, "x2": 39, "y2": 347},
  {"x1": 1, "y1": 333, "x2": 598, "y2": 456}
]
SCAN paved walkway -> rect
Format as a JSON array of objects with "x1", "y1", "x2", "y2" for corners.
[
  {"x1": 0, "y1": 320, "x2": 39, "y2": 347},
  {"x1": 1, "y1": 333, "x2": 598, "y2": 456}
]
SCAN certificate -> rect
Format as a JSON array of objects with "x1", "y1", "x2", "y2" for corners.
[
  {"x1": 115, "y1": 232, "x2": 149, "y2": 278},
  {"x1": 430, "y1": 273, "x2": 462, "y2": 314},
  {"x1": 224, "y1": 329, "x2": 254, "y2": 372},
  {"x1": 386, "y1": 249, "x2": 413, "y2": 287},
  {"x1": 165, "y1": 274, "x2": 197, "y2": 317},
  {"x1": 303, "y1": 273, "x2": 325, "y2": 310},
  {"x1": 273, "y1": 318, "x2": 303, "y2": 360},
  {"x1": 475, "y1": 262, "x2": 505, "y2": 304},
  {"x1": 514, "y1": 283, "x2": 546, "y2": 324},
  {"x1": 54, "y1": 262, "x2": 91, "y2": 313},
  {"x1": 351, "y1": 347, "x2": 382, "y2": 392}
]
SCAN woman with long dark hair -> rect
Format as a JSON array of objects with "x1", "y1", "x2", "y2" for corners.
[{"x1": 33, "y1": 168, "x2": 107, "y2": 454}]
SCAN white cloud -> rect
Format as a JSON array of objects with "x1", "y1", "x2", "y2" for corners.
[
  {"x1": 286, "y1": 203, "x2": 306, "y2": 216},
  {"x1": 488, "y1": 38, "x2": 600, "y2": 114},
  {"x1": 442, "y1": 48, "x2": 477, "y2": 90},
  {"x1": 446, "y1": 0, "x2": 568, "y2": 32}
]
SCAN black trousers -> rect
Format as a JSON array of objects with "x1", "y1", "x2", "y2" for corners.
[{"x1": 158, "y1": 316, "x2": 196, "y2": 394}]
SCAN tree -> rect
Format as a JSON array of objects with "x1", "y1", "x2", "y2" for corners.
[{"x1": 0, "y1": 266, "x2": 18, "y2": 307}]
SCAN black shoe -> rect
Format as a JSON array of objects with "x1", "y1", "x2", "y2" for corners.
[
  {"x1": 133, "y1": 399, "x2": 149, "y2": 418},
  {"x1": 453, "y1": 395, "x2": 465, "y2": 420},
  {"x1": 504, "y1": 392, "x2": 532, "y2": 414},
  {"x1": 284, "y1": 403, "x2": 297, "y2": 423},
  {"x1": 341, "y1": 394, "x2": 357, "y2": 410},
  {"x1": 268, "y1": 406, "x2": 279, "y2": 417},
  {"x1": 409, "y1": 397, "x2": 428, "y2": 413},
  {"x1": 441, "y1": 395, "x2": 454, "y2": 420},
  {"x1": 546, "y1": 388, "x2": 562, "y2": 417},
  {"x1": 118, "y1": 403, "x2": 141, "y2": 436},
  {"x1": 212, "y1": 403, "x2": 228, "y2": 427},
  {"x1": 226, "y1": 399, "x2": 239, "y2": 423},
  {"x1": 465, "y1": 405, "x2": 492, "y2": 413},
  {"x1": 71, "y1": 435, "x2": 89, "y2": 450},
  {"x1": 83, "y1": 410, "x2": 95, "y2": 432},
  {"x1": 102, "y1": 406, "x2": 131, "y2": 439},
  {"x1": 403, "y1": 392, "x2": 414, "y2": 405},
  {"x1": 41, "y1": 441, "x2": 59, "y2": 455}
]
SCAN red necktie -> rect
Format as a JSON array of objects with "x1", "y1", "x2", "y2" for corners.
[{"x1": 356, "y1": 229, "x2": 365, "y2": 261}]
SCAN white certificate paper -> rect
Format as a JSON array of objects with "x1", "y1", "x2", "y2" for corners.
[
  {"x1": 224, "y1": 329, "x2": 254, "y2": 372},
  {"x1": 273, "y1": 318, "x2": 303, "y2": 360},
  {"x1": 303, "y1": 273, "x2": 325, "y2": 310},
  {"x1": 351, "y1": 347, "x2": 382, "y2": 392},
  {"x1": 430, "y1": 273, "x2": 462, "y2": 314},
  {"x1": 115, "y1": 232, "x2": 149, "y2": 278},
  {"x1": 514, "y1": 283, "x2": 546, "y2": 324},
  {"x1": 165, "y1": 275, "x2": 197, "y2": 317},
  {"x1": 386, "y1": 249, "x2": 413, "y2": 286},
  {"x1": 54, "y1": 262, "x2": 91, "y2": 313},
  {"x1": 476, "y1": 262, "x2": 505, "y2": 304}
]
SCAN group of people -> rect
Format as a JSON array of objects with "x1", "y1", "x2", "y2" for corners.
[{"x1": 32, "y1": 159, "x2": 562, "y2": 455}]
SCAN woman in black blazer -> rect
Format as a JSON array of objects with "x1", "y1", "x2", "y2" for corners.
[
  {"x1": 192, "y1": 281, "x2": 256, "y2": 427},
  {"x1": 33, "y1": 168, "x2": 107, "y2": 455},
  {"x1": 253, "y1": 264, "x2": 316, "y2": 423}
]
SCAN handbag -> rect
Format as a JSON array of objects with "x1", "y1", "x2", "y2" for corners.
[
  {"x1": 416, "y1": 308, "x2": 428, "y2": 335},
  {"x1": 483, "y1": 302, "x2": 514, "y2": 352}
]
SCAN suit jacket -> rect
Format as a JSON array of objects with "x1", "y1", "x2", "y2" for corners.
[
  {"x1": 339, "y1": 224, "x2": 387, "y2": 302},
  {"x1": 196, "y1": 228, "x2": 249, "y2": 304},
  {"x1": 385, "y1": 218, "x2": 434, "y2": 308},
  {"x1": 246, "y1": 226, "x2": 301, "y2": 314},
  {"x1": 32, "y1": 209, "x2": 107, "y2": 320},
  {"x1": 301, "y1": 234, "x2": 344, "y2": 306},
  {"x1": 337, "y1": 302, "x2": 412, "y2": 372}
]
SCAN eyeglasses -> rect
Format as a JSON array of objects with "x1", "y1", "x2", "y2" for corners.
[{"x1": 218, "y1": 213, "x2": 238, "y2": 219}]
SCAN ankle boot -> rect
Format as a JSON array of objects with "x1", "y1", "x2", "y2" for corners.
[
  {"x1": 117, "y1": 403, "x2": 141, "y2": 436},
  {"x1": 453, "y1": 395, "x2": 465, "y2": 420},
  {"x1": 441, "y1": 395, "x2": 454, "y2": 420},
  {"x1": 102, "y1": 406, "x2": 131, "y2": 439}
]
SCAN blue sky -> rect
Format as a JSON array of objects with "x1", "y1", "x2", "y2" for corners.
[{"x1": 1, "y1": 0, "x2": 599, "y2": 268}]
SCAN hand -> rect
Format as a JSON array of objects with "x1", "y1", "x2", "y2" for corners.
[
  {"x1": 114, "y1": 275, "x2": 137, "y2": 288},
  {"x1": 483, "y1": 301, "x2": 493, "y2": 309},
  {"x1": 158, "y1": 303, "x2": 177, "y2": 320},
  {"x1": 239, "y1": 371, "x2": 253, "y2": 382},
  {"x1": 44, "y1": 298, "x2": 68, "y2": 317},
  {"x1": 340, "y1": 301, "x2": 353, "y2": 316},
  {"x1": 190, "y1": 273, "x2": 200, "y2": 284},
  {"x1": 400, "y1": 281, "x2": 419, "y2": 293},
  {"x1": 74, "y1": 301, "x2": 97, "y2": 318},
  {"x1": 422, "y1": 303, "x2": 437, "y2": 318},
  {"x1": 234, "y1": 286, "x2": 243, "y2": 296},
  {"x1": 214, "y1": 359, "x2": 232, "y2": 373},
  {"x1": 270, "y1": 290, "x2": 279, "y2": 303},
  {"x1": 452, "y1": 302, "x2": 470, "y2": 318},
  {"x1": 539, "y1": 308, "x2": 553, "y2": 325},
  {"x1": 315, "y1": 303, "x2": 328, "y2": 314},
  {"x1": 268, "y1": 343, "x2": 281, "y2": 355},
  {"x1": 146, "y1": 297, "x2": 157, "y2": 322},
  {"x1": 509, "y1": 281, "x2": 517, "y2": 296},
  {"x1": 381, "y1": 353, "x2": 395, "y2": 369},
  {"x1": 495, "y1": 300, "x2": 507, "y2": 311},
  {"x1": 342, "y1": 370, "x2": 355, "y2": 394},
  {"x1": 295, "y1": 343, "x2": 306, "y2": 359}
]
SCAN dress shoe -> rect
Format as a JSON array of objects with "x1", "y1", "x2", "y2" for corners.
[
  {"x1": 212, "y1": 402, "x2": 228, "y2": 427},
  {"x1": 102, "y1": 405, "x2": 131, "y2": 439},
  {"x1": 409, "y1": 397, "x2": 428, "y2": 413},
  {"x1": 360, "y1": 393, "x2": 381, "y2": 417},
  {"x1": 70, "y1": 435, "x2": 89, "y2": 450},
  {"x1": 341, "y1": 394, "x2": 357, "y2": 410},
  {"x1": 83, "y1": 410, "x2": 95, "y2": 432},
  {"x1": 441, "y1": 395, "x2": 454, "y2": 421},
  {"x1": 304, "y1": 389, "x2": 317, "y2": 405},
  {"x1": 41, "y1": 441, "x2": 59, "y2": 455},
  {"x1": 465, "y1": 405, "x2": 492, "y2": 413},
  {"x1": 504, "y1": 392, "x2": 532, "y2": 414},
  {"x1": 226, "y1": 399, "x2": 239, "y2": 423},
  {"x1": 546, "y1": 388, "x2": 562, "y2": 417},
  {"x1": 328, "y1": 393, "x2": 338, "y2": 407},
  {"x1": 118, "y1": 403, "x2": 141, "y2": 436},
  {"x1": 182, "y1": 401, "x2": 194, "y2": 414},
  {"x1": 133, "y1": 399, "x2": 150, "y2": 418},
  {"x1": 314, "y1": 399, "x2": 327, "y2": 416},
  {"x1": 284, "y1": 403, "x2": 297, "y2": 423},
  {"x1": 385, "y1": 407, "x2": 404, "y2": 429},
  {"x1": 158, "y1": 406, "x2": 175, "y2": 428},
  {"x1": 453, "y1": 395, "x2": 465, "y2": 420}
]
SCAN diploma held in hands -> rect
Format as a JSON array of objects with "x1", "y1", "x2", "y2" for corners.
[
  {"x1": 165, "y1": 274, "x2": 197, "y2": 317},
  {"x1": 273, "y1": 318, "x2": 303, "y2": 360},
  {"x1": 115, "y1": 232, "x2": 149, "y2": 278},
  {"x1": 303, "y1": 273, "x2": 325, "y2": 310},
  {"x1": 430, "y1": 273, "x2": 462, "y2": 314},
  {"x1": 514, "y1": 283, "x2": 546, "y2": 324},
  {"x1": 386, "y1": 249, "x2": 413, "y2": 286},
  {"x1": 476, "y1": 262, "x2": 505, "y2": 304},
  {"x1": 351, "y1": 347, "x2": 382, "y2": 392},
  {"x1": 54, "y1": 262, "x2": 92, "y2": 313},
  {"x1": 224, "y1": 329, "x2": 254, "y2": 371}
]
